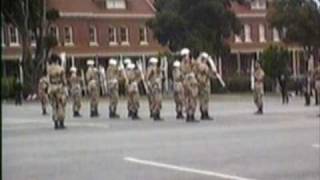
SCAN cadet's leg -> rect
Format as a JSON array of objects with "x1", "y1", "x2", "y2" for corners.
[
  {"x1": 51, "y1": 93, "x2": 59, "y2": 129},
  {"x1": 131, "y1": 92, "x2": 140, "y2": 120},
  {"x1": 153, "y1": 92, "x2": 163, "y2": 121},
  {"x1": 57, "y1": 90, "x2": 67, "y2": 129}
]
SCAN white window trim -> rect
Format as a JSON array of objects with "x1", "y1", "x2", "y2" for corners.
[
  {"x1": 64, "y1": 26, "x2": 74, "y2": 47},
  {"x1": 106, "y1": 0, "x2": 126, "y2": 9},
  {"x1": 89, "y1": 25, "x2": 98, "y2": 46},
  {"x1": 251, "y1": 0, "x2": 266, "y2": 10},
  {"x1": 273, "y1": 28, "x2": 280, "y2": 42},
  {"x1": 259, "y1": 24, "x2": 266, "y2": 43},
  {"x1": 108, "y1": 27, "x2": 118, "y2": 46},
  {"x1": 120, "y1": 27, "x2": 129, "y2": 46},
  {"x1": 244, "y1": 24, "x2": 252, "y2": 43},
  {"x1": 234, "y1": 34, "x2": 242, "y2": 43},
  {"x1": 8, "y1": 26, "x2": 20, "y2": 47},
  {"x1": 1, "y1": 28, "x2": 5, "y2": 47},
  {"x1": 139, "y1": 26, "x2": 148, "y2": 46}
]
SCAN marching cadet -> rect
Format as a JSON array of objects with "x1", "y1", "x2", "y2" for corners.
[
  {"x1": 180, "y1": 48, "x2": 199, "y2": 122},
  {"x1": 146, "y1": 57, "x2": 163, "y2": 121},
  {"x1": 47, "y1": 54, "x2": 67, "y2": 129},
  {"x1": 106, "y1": 59, "x2": 126, "y2": 119},
  {"x1": 86, "y1": 60, "x2": 99, "y2": 117},
  {"x1": 38, "y1": 73, "x2": 49, "y2": 115},
  {"x1": 69, "y1": 67, "x2": 82, "y2": 117},
  {"x1": 253, "y1": 62, "x2": 265, "y2": 115},
  {"x1": 172, "y1": 60, "x2": 185, "y2": 119},
  {"x1": 196, "y1": 52, "x2": 214, "y2": 120},
  {"x1": 312, "y1": 65, "x2": 320, "y2": 116},
  {"x1": 126, "y1": 63, "x2": 142, "y2": 120}
]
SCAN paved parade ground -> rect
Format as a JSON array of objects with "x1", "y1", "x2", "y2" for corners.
[{"x1": 2, "y1": 94, "x2": 320, "y2": 180}]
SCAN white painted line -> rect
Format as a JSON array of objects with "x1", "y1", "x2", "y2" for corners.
[
  {"x1": 124, "y1": 157, "x2": 256, "y2": 180},
  {"x1": 312, "y1": 144, "x2": 320, "y2": 148}
]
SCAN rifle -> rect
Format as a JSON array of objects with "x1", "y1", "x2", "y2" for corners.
[
  {"x1": 137, "y1": 59, "x2": 149, "y2": 95},
  {"x1": 208, "y1": 56, "x2": 226, "y2": 88},
  {"x1": 81, "y1": 69, "x2": 87, "y2": 96},
  {"x1": 250, "y1": 59, "x2": 255, "y2": 91}
]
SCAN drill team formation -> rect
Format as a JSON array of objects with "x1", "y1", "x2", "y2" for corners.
[{"x1": 38, "y1": 48, "x2": 320, "y2": 130}]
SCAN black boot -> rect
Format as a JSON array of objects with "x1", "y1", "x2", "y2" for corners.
[
  {"x1": 90, "y1": 110, "x2": 95, "y2": 117},
  {"x1": 74, "y1": 111, "x2": 81, "y2": 117},
  {"x1": 59, "y1": 121, "x2": 66, "y2": 129},
  {"x1": 154, "y1": 112, "x2": 163, "y2": 121},
  {"x1": 187, "y1": 114, "x2": 199, "y2": 123},
  {"x1": 186, "y1": 114, "x2": 191, "y2": 122},
  {"x1": 200, "y1": 110, "x2": 205, "y2": 120},
  {"x1": 150, "y1": 110, "x2": 154, "y2": 118},
  {"x1": 42, "y1": 108, "x2": 47, "y2": 115},
  {"x1": 54, "y1": 121, "x2": 59, "y2": 130},
  {"x1": 202, "y1": 111, "x2": 213, "y2": 120},
  {"x1": 128, "y1": 110, "x2": 132, "y2": 118},
  {"x1": 132, "y1": 111, "x2": 140, "y2": 120}
]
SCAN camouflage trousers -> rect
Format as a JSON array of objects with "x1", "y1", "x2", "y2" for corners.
[
  {"x1": 184, "y1": 90, "x2": 197, "y2": 116},
  {"x1": 71, "y1": 88, "x2": 81, "y2": 113},
  {"x1": 108, "y1": 84, "x2": 119, "y2": 113},
  {"x1": 198, "y1": 85, "x2": 210, "y2": 112},
  {"x1": 90, "y1": 91, "x2": 99, "y2": 112},
  {"x1": 254, "y1": 86, "x2": 264, "y2": 109},
  {"x1": 127, "y1": 82, "x2": 140, "y2": 113},
  {"x1": 39, "y1": 91, "x2": 48, "y2": 111},
  {"x1": 49, "y1": 85, "x2": 66, "y2": 122},
  {"x1": 149, "y1": 88, "x2": 162, "y2": 114}
]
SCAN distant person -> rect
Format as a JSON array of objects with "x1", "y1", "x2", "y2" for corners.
[
  {"x1": 279, "y1": 74, "x2": 289, "y2": 104},
  {"x1": 14, "y1": 75, "x2": 23, "y2": 105},
  {"x1": 303, "y1": 72, "x2": 312, "y2": 106},
  {"x1": 312, "y1": 65, "x2": 320, "y2": 116},
  {"x1": 38, "y1": 73, "x2": 49, "y2": 115},
  {"x1": 253, "y1": 62, "x2": 265, "y2": 115}
]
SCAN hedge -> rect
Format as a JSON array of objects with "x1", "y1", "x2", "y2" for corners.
[{"x1": 2, "y1": 77, "x2": 16, "y2": 99}]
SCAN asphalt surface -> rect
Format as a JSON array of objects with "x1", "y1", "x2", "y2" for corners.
[{"x1": 2, "y1": 94, "x2": 320, "y2": 180}]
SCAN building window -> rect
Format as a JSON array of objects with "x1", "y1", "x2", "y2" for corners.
[
  {"x1": 251, "y1": 0, "x2": 266, "y2": 10},
  {"x1": 259, "y1": 24, "x2": 266, "y2": 42},
  {"x1": 108, "y1": 27, "x2": 117, "y2": 46},
  {"x1": 119, "y1": 27, "x2": 129, "y2": 45},
  {"x1": 1, "y1": 27, "x2": 5, "y2": 47},
  {"x1": 139, "y1": 26, "x2": 148, "y2": 45},
  {"x1": 49, "y1": 26, "x2": 59, "y2": 44},
  {"x1": 244, "y1": 24, "x2": 252, "y2": 43},
  {"x1": 64, "y1": 26, "x2": 73, "y2": 46},
  {"x1": 234, "y1": 34, "x2": 242, "y2": 43},
  {"x1": 8, "y1": 26, "x2": 19, "y2": 47},
  {"x1": 106, "y1": 0, "x2": 126, "y2": 9},
  {"x1": 89, "y1": 26, "x2": 98, "y2": 46},
  {"x1": 273, "y1": 28, "x2": 280, "y2": 42},
  {"x1": 30, "y1": 31, "x2": 36, "y2": 47}
]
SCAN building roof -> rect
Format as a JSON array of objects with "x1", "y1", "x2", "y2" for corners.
[{"x1": 48, "y1": 0, "x2": 155, "y2": 15}]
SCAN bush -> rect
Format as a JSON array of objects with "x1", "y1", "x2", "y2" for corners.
[
  {"x1": 2, "y1": 77, "x2": 16, "y2": 99},
  {"x1": 225, "y1": 76, "x2": 251, "y2": 92}
]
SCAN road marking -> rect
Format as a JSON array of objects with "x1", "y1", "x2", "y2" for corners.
[
  {"x1": 124, "y1": 157, "x2": 255, "y2": 180},
  {"x1": 312, "y1": 144, "x2": 320, "y2": 148}
]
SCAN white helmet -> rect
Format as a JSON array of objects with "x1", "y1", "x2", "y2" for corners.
[
  {"x1": 149, "y1": 57, "x2": 158, "y2": 64},
  {"x1": 109, "y1": 59, "x2": 117, "y2": 66},
  {"x1": 127, "y1": 63, "x2": 135, "y2": 70},
  {"x1": 180, "y1": 48, "x2": 190, "y2": 56},
  {"x1": 173, "y1": 61, "x2": 181, "y2": 67},
  {"x1": 200, "y1": 52, "x2": 209, "y2": 59},
  {"x1": 124, "y1": 58, "x2": 132, "y2": 65},
  {"x1": 87, "y1": 60, "x2": 94, "y2": 66},
  {"x1": 93, "y1": 67, "x2": 98, "y2": 72},
  {"x1": 70, "y1": 67, "x2": 77, "y2": 72}
]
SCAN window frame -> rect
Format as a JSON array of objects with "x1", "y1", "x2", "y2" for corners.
[
  {"x1": 8, "y1": 26, "x2": 20, "y2": 47},
  {"x1": 64, "y1": 26, "x2": 74, "y2": 47},
  {"x1": 108, "y1": 26, "x2": 118, "y2": 46},
  {"x1": 139, "y1": 26, "x2": 148, "y2": 45},
  {"x1": 259, "y1": 24, "x2": 266, "y2": 43},
  {"x1": 106, "y1": 0, "x2": 126, "y2": 9},
  {"x1": 119, "y1": 26, "x2": 129, "y2": 46},
  {"x1": 273, "y1": 28, "x2": 280, "y2": 42},
  {"x1": 244, "y1": 24, "x2": 252, "y2": 43},
  {"x1": 89, "y1": 25, "x2": 98, "y2": 46}
]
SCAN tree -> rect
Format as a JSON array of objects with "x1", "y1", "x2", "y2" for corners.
[
  {"x1": 267, "y1": 0, "x2": 320, "y2": 68},
  {"x1": 261, "y1": 45, "x2": 290, "y2": 82},
  {"x1": 2, "y1": 0, "x2": 59, "y2": 94},
  {"x1": 147, "y1": 0, "x2": 246, "y2": 57}
]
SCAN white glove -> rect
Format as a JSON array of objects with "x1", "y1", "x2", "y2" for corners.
[{"x1": 208, "y1": 57, "x2": 217, "y2": 73}]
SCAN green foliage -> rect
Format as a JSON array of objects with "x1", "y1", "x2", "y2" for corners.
[
  {"x1": 261, "y1": 45, "x2": 290, "y2": 81},
  {"x1": 225, "y1": 76, "x2": 251, "y2": 92},
  {"x1": 267, "y1": 0, "x2": 320, "y2": 50},
  {"x1": 1, "y1": 77, "x2": 16, "y2": 99},
  {"x1": 148, "y1": 0, "x2": 244, "y2": 56}
]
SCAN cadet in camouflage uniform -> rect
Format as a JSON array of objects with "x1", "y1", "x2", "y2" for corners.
[
  {"x1": 69, "y1": 67, "x2": 82, "y2": 117},
  {"x1": 126, "y1": 63, "x2": 142, "y2": 120},
  {"x1": 312, "y1": 65, "x2": 320, "y2": 116},
  {"x1": 172, "y1": 60, "x2": 184, "y2": 119},
  {"x1": 196, "y1": 52, "x2": 214, "y2": 120},
  {"x1": 146, "y1": 57, "x2": 163, "y2": 121},
  {"x1": 180, "y1": 48, "x2": 199, "y2": 122},
  {"x1": 47, "y1": 54, "x2": 67, "y2": 129},
  {"x1": 86, "y1": 60, "x2": 99, "y2": 117},
  {"x1": 106, "y1": 59, "x2": 126, "y2": 118},
  {"x1": 254, "y1": 62, "x2": 265, "y2": 114},
  {"x1": 38, "y1": 74, "x2": 49, "y2": 115}
]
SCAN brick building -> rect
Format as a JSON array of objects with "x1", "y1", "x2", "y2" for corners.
[{"x1": 1, "y1": 0, "x2": 313, "y2": 78}]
